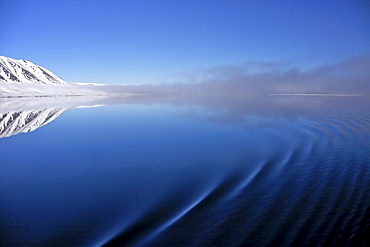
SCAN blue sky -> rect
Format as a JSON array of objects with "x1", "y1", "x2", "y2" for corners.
[{"x1": 1, "y1": 0, "x2": 369, "y2": 85}]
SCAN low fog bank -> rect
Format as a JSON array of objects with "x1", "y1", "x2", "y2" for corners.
[
  {"x1": 1, "y1": 55, "x2": 369, "y2": 125},
  {"x1": 88, "y1": 55, "x2": 370, "y2": 97},
  {"x1": 131, "y1": 54, "x2": 370, "y2": 96},
  {"x1": 1, "y1": 55, "x2": 369, "y2": 98}
]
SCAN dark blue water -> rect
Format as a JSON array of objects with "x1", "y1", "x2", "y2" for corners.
[{"x1": 0, "y1": 96, "x2": 369, "y2": 246}]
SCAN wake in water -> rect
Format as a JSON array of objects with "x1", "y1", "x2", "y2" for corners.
[
  {"x1": 100, "y1": 114, "x2": 370, "y2": 247},
  {"x1": 0, "y1": 97, "x2": 369, "y2": 247}
]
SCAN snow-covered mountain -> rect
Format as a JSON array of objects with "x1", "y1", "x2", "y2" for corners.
[
  {"x1": 0, "y1": 56, "x2": 67, "y2": 85},
  {"x1": 0, "y1": 107, "x2": 68, "y2": 138},
  {"x1": 0, "y1": 56, "x2": 118, "y2": 97},
  {"x1": 0, "y1": 56, "x2": 141, "y2": 97}
]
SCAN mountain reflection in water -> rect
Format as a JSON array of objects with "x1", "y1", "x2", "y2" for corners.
[{"x1": 0, "y1": 95, "x2": 369, "y2": 246}]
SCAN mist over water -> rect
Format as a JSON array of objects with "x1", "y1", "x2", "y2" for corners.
[
  {"x1": 96, "y1": 55, "x2": 370, "y2": 96},
  {"x1": 4, "y1": 55, "x2": 369, "y2": 98},
  {"x1": 0, "y1": 93, "x2": 369, "y2": 246}
]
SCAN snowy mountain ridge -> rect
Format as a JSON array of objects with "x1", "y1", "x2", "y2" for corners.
[
  {"x1": 0, "y1": 56, "x2": 155, "y2": 97},
  {"x1": 0, "y1": 56, "x2": 118, "y2": 97},
  {"x1": 0, "y1": 56, "x2": 67, "y2": 85}
]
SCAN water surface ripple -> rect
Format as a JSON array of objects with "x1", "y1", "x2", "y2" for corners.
[
  {"x1": 101, "y1": 114, "x2": 370, "y2": 247},
  {"x1": 0, "y1": 103, "x2": 369, "y2": 247}
]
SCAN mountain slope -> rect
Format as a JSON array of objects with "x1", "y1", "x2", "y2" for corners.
[
  {"x1": 0, "y1": 56, "x2": 138, "y2": 97},
  {"x1": 0, "y1": 56, "x2": 114, "y2": 97},
  {"x1": 0, "y1": 56, "x2": 67, "y2": 85}
]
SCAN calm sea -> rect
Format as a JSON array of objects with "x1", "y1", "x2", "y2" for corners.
[{"x1": 0, "y1": 95, "x2": 369, "y2": 246}]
